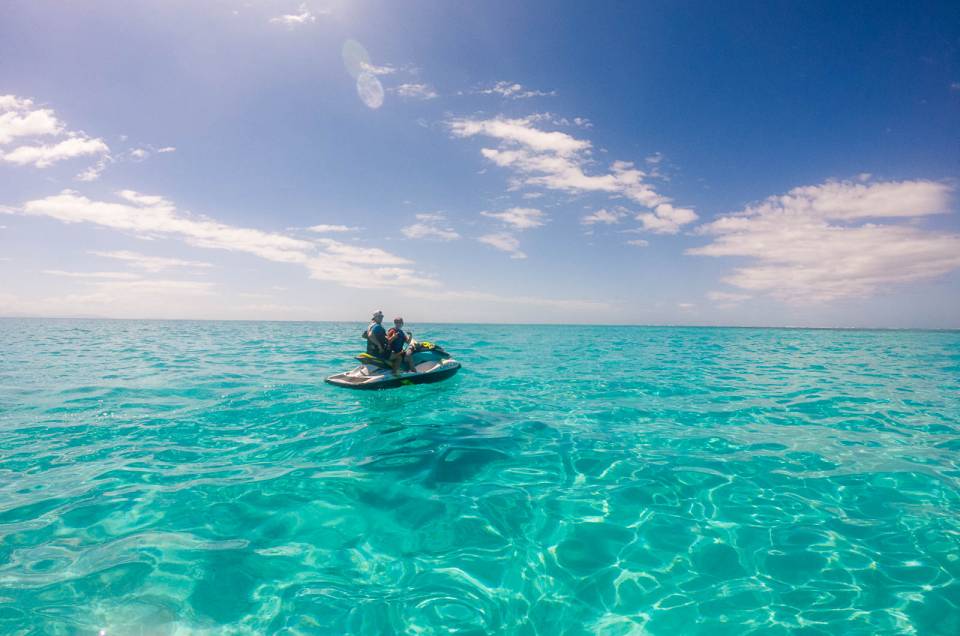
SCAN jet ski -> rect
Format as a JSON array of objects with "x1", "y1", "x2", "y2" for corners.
[{"x1": 325, "y1": 340, "x2": 461, "y2": 390}]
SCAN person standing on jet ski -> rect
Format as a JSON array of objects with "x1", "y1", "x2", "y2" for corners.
[
  {"x1": 363, "y1": 310, "x2": 389, "y2": 359},
  {"x1": 387, "y1": 316, "x2": 414, "y2": 374}
]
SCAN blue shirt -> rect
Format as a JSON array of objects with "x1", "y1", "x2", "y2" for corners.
[
  {"x1": 390, "y1": 328, "x2": 407, "y2": 353},
  {"x1": 366, "y1": 322, "x2": 387, "y2": 356}
]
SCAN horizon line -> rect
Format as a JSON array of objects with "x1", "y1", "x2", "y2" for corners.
[{"x1": 1, "y1": 315, "x2": 958, "y2": 332}]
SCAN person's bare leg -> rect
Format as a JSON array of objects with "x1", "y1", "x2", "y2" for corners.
[{"x1": 390, "y1": 352, "x2": 401, "y2": 376}]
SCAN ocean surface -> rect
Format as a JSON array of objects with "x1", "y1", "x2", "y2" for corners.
[{"x1": 1, "y1": 319, "x2": 959, "y2": 635}]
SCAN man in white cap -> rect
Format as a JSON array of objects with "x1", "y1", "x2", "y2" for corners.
[{"x1": 363, "y1": 310, "x2": 388, "y2": 358}]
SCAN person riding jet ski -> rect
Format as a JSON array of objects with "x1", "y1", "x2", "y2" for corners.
[
  {"x1": 363, "y1": 310, "x2": 389, "y2": 359},
  {"x1": 387, "y1": 316, "x2": 415, "y2": 374},
  {"x1": 328, "y1": 313, "x2": 460, "y2": 389}
]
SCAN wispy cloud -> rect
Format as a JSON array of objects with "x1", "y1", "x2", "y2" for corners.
[
  {"x1": 269, "y1": 3, "x2": 324, "y2": 26},
  {"x1": 42, "y1": 269, "x2": 141, "y2": 280},
  {"x1": 2, "y1": 137, "x2": 110, "y2": 168},
  {"x1": 689, "y1": 179, "x2": 960, "y2": 302},
  {"x1": 89, "y1": 250, "x2": 213, "y2": 273},
  {"x1": 0, "y1": 95, "x2": 109, "y2": 173},
  {"x1": 478, "y1": 232, "x2": 525, "y2": 259},
  {"x1": 475, "y1": 81, "x2": 556, "y2": 99},
  {"x1": 11, "y1": 189, "x2": 609, "y2": 311},
  {"x1": 360, "y1": 62, "x2": 398, "y2": 76},
  {"x1": 75, "y1": 157, "x2": 111, "y2": 182},
  {"x1": 626, "y1": 239, "x2": 649, "y2": 247},
  {"x1": 0, "y1": 94, "x2": 170, "y2": 180},
  {"x1": 481, "y1": 207, "x2": 545, "y2": 230},
  {"x1": 307, "y1": 224, "x2": 357, "y2": 233},
  {"x1": 313, "y1": 237, "x2": 412, "y2": 266},
  {"x1": 581, "y1": 208, "x2": 625, "y2": 225},
  {"x1": 402, "y1": 213, "x2": 460, "y2": 241},
  {"x1": 15, "y1": 189, "x2": 434, "y2": 289},
  {"x1": 392, "y1": 83, "x2": 439, "y2": 100},
  {"x1": 86, "y1": 279, "x2": 216, "y2": 296},
  {"x1": 477, "y1": 208, "x2": 544, "y2": 258},
  {"x1": 553, "y1": 116, "x2": 592, "y2": 129},
  {"x1": 449, "y1": 116, "x2": 697, "y2": 234},
  {"x1": 451, "y1": 116, "x2": 588, "y2": 154}
]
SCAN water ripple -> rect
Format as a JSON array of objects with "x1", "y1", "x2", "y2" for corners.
[{"x1": 1, "y1": 320, "x2": 959, "y2": 634}]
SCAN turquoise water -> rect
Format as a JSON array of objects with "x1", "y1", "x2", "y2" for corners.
[{"x1": 1, "y1": 320, "x2": 959, "y2": 635}]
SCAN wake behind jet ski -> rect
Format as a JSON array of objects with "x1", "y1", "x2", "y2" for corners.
[{"x1": 325, "y1": 339, "x2": 461, "y2": 390}]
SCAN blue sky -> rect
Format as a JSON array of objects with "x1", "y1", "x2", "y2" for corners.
[{"x1": 1, "y1": 0, "x2": 958, "y2": 327}]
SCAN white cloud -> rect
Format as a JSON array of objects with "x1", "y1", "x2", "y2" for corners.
[
  {"x1": 269, "y1": 3, "x2": 321, "y2": 26},
  {"x1": 0, "y1": 96, "x2": 63, "y2": 144},
  {"x1": 157, "y1": 146, "x2": 176, "y2": 153},
  {"x1": 481, "y1": 207, "x2": 545, "y2": 230},
  {"x1": 476, "y1": 82, "x2": 556, "y2": 99},
  {"x1": 75, "y1": 156, "x2": 111, "y2": 182},
  {"x1": 89, "y1": 279, "x2": 215, "y2": 296},
  {"x1": 0, "y1": 95, "x2": 30, "y2": 110},
  {"x1": 23, "y1": 190, "x2": 311, "y2": 262},
  {"x1": 478, "y1": 232, "x2": 526, "y2": 259},
  {"x1": 636, "y1": 203, "x2": 698, "y2": 235},
  {"x1": 550, "y1": 116, "x2": 594, "y2": 129},
  {"x1": 42, "y1": 269, "x2": 142, "y2": 280},
  {"x1": 13, "y1": 190, "x2": 613, "y2": 309},
  {"x1": 2, "y1": 136, "x2": 109, "y2": 168},
  {"x1": 16, "y1": 190, "x2": 433, "y2": 289},
  {"x1": 393, "y1": 83, "x2": 438, "y2": 100},
  {"x1": 731, "y1": 179, "x2": 947, "y2": 221},
  {"x1": 89, "y1": 250, "x2": 213, "y2": 272},
  {"x1": 689, "y1": 179, "x2": 960, "y2": 302},
  {"x1": 450, "y1": 116, "x2": 697, "y2": 232},
  {"x1": 402, "y1": 213, "x2": 460, "y2": 241},
  {"x1": 581, "y1": 209, "x2": 624, "y2": 225},
  {"x1": 313, "y1": 237, "x2": 411, "y2": 265},
  {"x1": 626, "y1": 239, "x2": 649, "y2": 247},
  {"x1": 0, "y1": 94, "x2": 111, "y2": 175},
  {"x1": 451, "y1": 116, "x2": 588, "y2": 155},
  {"x1": 678, "y1": 302, "x2": 695, "y2": 310},
  {"x1": 360, "y1": 62, "x2": 397, "y2": 76},
  {"x1": 307, "y1": 224, "x2": 357, "y2": 233}
]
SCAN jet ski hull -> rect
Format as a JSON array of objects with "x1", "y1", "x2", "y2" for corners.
[{"x1": 326, "y1": 359, "x2": 461, "y2": 390}]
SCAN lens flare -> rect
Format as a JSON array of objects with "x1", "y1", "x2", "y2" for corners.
[{"x1": 356, "y1": 72, "x2": 385, "y2": 109}]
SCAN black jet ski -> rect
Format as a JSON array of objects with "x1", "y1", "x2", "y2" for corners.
[{"x1": 325, "y1": 340, "x2": 461, "y2": 390}]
